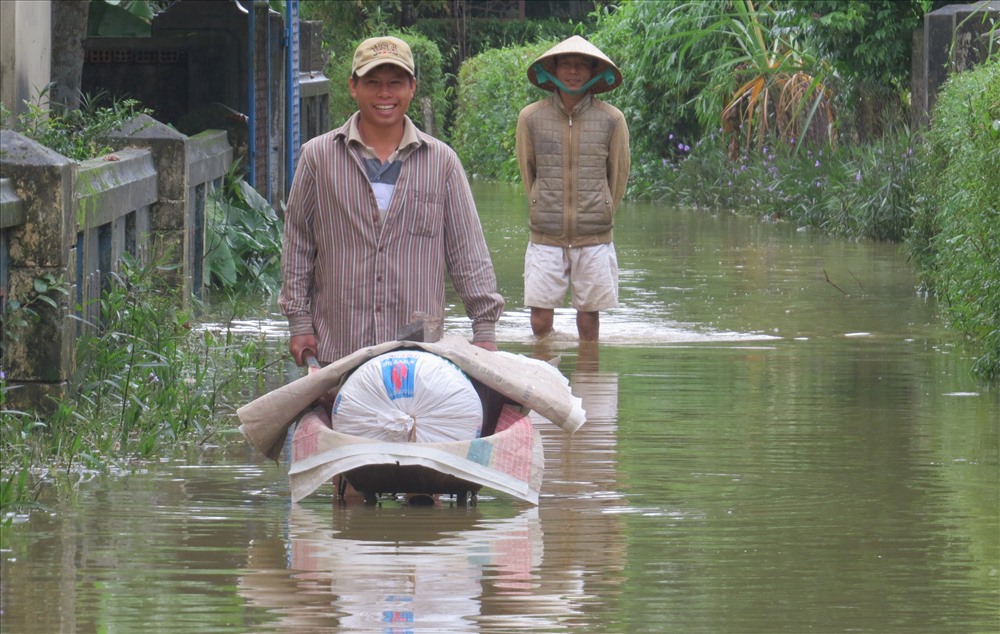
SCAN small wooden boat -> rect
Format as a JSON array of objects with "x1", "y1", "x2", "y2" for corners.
[{"x1": 237, "y1": 336, "x2": 586, "y2": 506}]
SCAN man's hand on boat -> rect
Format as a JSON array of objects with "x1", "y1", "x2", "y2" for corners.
[
  {"x1": 472, "y1": 340, "x2": 498, "y2": 352},
  {"x1": 289, "y1": 333, "x2": 319, "y2": 367}
]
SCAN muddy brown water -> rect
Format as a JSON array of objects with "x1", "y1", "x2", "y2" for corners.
[{"x1": 2, "y1": 181, "x2": 997, "y2": 633}]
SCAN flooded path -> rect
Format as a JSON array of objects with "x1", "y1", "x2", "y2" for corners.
[{"x1": 2, "y1": 182, "x2": 997, "y2": 632}]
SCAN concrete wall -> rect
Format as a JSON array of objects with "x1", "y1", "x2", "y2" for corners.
[
  {"x1": 0, "y1": 0, "x2": 52, "y2": 122},
  {"x1": 0, "y1": 119, "x2": 232, "y2": 410}
]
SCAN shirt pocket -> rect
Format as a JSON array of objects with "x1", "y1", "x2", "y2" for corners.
[{"x1": 403, "y1": 189, "x2": 444, "y2": 238}]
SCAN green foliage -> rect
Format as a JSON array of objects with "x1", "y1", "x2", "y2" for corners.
[
  {"x1": 3, "y1": 85, "x2": 151, "y2": 160},
  {"x1": 774, "y1": 0, "x2": 934, "y2": 142},
  {"x1": 911, "y1": 58, "x2": 1000, "y2": 380},
  {"x1": 205, "y1": 161, "x2": 283, "y2": 296},
  {"x1": 326, "y1": 31, "x2": 450, "y2": 139},
  {"x1": 594, "y1": 0, "x2": 834, "y2": 160},
  {"x1": 631, "y1": 124, "x2": 919, "y2": 242},
  {"x1": 1, "y1": 254, "x2": 274, "y2": 508},
  {"x1": 451, "y1": 41, "x2": 554, "y2": 182},
  {"x1": 590, "y1": 0, "x2": 727, "y2": 158},
  {"x1": 780, "y1": 0, "x2": 931, "y2": 85},
  {"x1": 1, "y1": 274, "x2": 70, "y2": 350}
]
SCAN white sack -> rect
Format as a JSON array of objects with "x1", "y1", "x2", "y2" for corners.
[{"x1": 331, "y1": 350, "x2": 483, "y2": 443}]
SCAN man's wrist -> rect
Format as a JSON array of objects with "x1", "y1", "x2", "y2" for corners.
[
  {"x1": 288, "y1": 315, "x2": 314, "y2": 336},
  {"x1": 471, "y1": 321, "x2": 497, "y2": 343}
]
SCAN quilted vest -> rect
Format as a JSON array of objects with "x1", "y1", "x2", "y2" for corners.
[{"x1": 518, "y1": 93, "x2": 628, "y2": 247}]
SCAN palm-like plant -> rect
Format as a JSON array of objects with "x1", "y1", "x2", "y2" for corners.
[{"x1": 717, "y1": 0, "x2": 835, "y2": 158}]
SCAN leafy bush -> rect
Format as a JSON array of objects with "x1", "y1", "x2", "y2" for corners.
[
  {"x1": 632, "y1": 124, "x2": 919, "y2": 242},
  {"x1": 775, "y1": 0, "x2": 934, "y2": 143},
  {"x1": 452, "y1": 41, "x2": 554, "y2": 182},
  {"x1": 593, "y1": 0, "x2": 835, "y2": 161},
  {"x1": 204, "y1": 162, "x2": 283, "y2": 296},
  {"x1": 911, "y1": 58, "x2": 1000, "y2": 380},
  {"x1": 1, "y1": 254, "x2": 272, "y2": 510},
  {"x1": 591, "y1": 0, "x2": 727, "y2": 159},
  {"x1": 0, "y1": 86, "x2": 151, "y2": 160}
]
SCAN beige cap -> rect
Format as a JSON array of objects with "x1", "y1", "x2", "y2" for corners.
[
  {"x1": 352, "y1": 36, "x2": 414, "y2": 77},
  {"x1": 527, "y1": 35, "x2": 622, "y2": 95}
]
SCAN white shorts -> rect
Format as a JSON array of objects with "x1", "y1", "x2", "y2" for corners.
[{"x1": 524, "y1": 243, "x2": 619, "y2": 312}]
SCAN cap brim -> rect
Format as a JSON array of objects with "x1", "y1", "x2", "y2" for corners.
[{"x1": 354, "y1": 59, "x2": 414, "y2": 77}]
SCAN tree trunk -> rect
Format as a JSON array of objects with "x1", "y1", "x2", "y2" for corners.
[{"x1": 50, "y1": 0, "x2": 90, "y2": 113}]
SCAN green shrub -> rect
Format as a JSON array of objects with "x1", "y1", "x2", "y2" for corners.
[
  {"x1": 205, "y1": 162, "x2": 283, "y2": 296},
  {"x1": 631, "y1": 126, "x2": 919, "y2": 242},
  {"x1": 911, "y1": 58, "x2": 1000, "y2": 380},
  {"x1": 1, "y1": 86, "x2": 151, "y2": 160},
  {"x1": 327, "y1": 31, "x2": 449, "y2": 140},
  {"x1": 590, "y1": 0, "x2": 740, "y2": 160},
  {"x1": 452, "y1": 41, "x2": 554, "y2": 182},
  {"x1": 1, "y1": 254, "x2": 271, "y2": 510}
]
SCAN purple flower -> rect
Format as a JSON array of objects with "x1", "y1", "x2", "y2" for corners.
[
  {"x1": 815, "y1": 160, "x2": 821, "y2": 168},
  {"x1": 669, "y1": 133, "x2": 674, "y2": 140},
  {"x1": 683, "y1": 144, "x2": 690, "y2": 152},
  {"x1": 855, "y1": 171, "x2": 862, "y2": 182}
]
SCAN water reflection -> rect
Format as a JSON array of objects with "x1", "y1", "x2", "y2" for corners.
[{"x1": 238, "y1": 503, "x2": 587, "y2": 631}]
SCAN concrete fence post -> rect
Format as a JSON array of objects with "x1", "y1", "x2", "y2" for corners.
[{"x1": 0, "y1": 131, "x2": 77, "y2": 409}]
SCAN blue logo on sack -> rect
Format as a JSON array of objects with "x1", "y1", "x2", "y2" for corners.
[{"x1": 380, "y1": 355, "x2": 417, "y2": 400}]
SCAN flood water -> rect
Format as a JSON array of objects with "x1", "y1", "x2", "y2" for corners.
[{"x1": 2, "y1": 181, "x2": 998, "y2": 633}]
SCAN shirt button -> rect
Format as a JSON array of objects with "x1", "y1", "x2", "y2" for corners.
[
  {"x1": 376, "y1": 275, "x2": 383, "y2": 282},
  {"x1": 375, "y1": 306, "x2": 382, "y2": 313}
]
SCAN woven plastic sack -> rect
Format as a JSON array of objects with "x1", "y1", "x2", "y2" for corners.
[{"x1": 331, "y1": 350, "x2": 483, "y2": 443}]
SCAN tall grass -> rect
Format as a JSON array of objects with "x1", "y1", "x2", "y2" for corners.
[
  {"x1": 630, "y1": 126, "x2": 919, "y2": 242},
  {"x1": 1, "y1": 255, "x2": 275, "y2": 516}
]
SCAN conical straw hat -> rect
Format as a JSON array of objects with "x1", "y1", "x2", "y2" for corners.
[{"x1": 527, "y1": 35, "x2": 622, "y2": 95}]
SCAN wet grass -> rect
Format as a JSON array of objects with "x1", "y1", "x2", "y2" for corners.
[
  {"x1": 629, "y1": 126, "x2": 919, "y2": 243},
  {"x1": 1, "y1": 255, "x2": 277, "y2": 517}
]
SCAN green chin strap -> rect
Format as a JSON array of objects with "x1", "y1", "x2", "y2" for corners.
[{"x1": 532, "y1": 63, "x2": 618, "y2": 95}]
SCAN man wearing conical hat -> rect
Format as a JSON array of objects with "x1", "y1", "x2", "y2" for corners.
[{"x1": 516, "y1": 35, "x2": 630, "y2": 342}]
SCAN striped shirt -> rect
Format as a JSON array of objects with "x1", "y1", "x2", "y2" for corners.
[{"x1": 279, "y1": 113, "x2": 504, "y2": 363}]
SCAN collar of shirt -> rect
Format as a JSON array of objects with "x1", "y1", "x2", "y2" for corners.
[{"x1": 345, "y1": 113, "x2": 422, "y2": 163}]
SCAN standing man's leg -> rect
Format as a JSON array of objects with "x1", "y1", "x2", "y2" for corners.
[
  {"x1": 577, "y1": 311, "x2": 599, "y2": 341},
  {"x1": 531, "y1": 307, "x2": 555, "y2": 337},
  {"x1": 525, "y1": 244, "x2": 569, "y2": 338},
  {"x1": 569, "y1": 244, "x2": 618, "y2": 342}
]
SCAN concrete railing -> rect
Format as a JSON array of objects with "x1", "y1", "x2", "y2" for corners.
[{"x1": 0, "y1": 116, "x2": 232, "y2": 409}]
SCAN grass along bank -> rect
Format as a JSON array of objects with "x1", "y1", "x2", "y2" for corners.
[{"x1": 1, "y1": 255, "x2": 277, "y2": 515}]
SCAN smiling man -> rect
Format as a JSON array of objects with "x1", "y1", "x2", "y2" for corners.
[{"x1": 280, "y1": 36, "x2": 504, "y2": 366}]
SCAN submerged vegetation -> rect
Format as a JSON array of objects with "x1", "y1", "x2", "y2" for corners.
[{"x1": 1, "y1": 254, "x2": 276, "y2": 513}]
